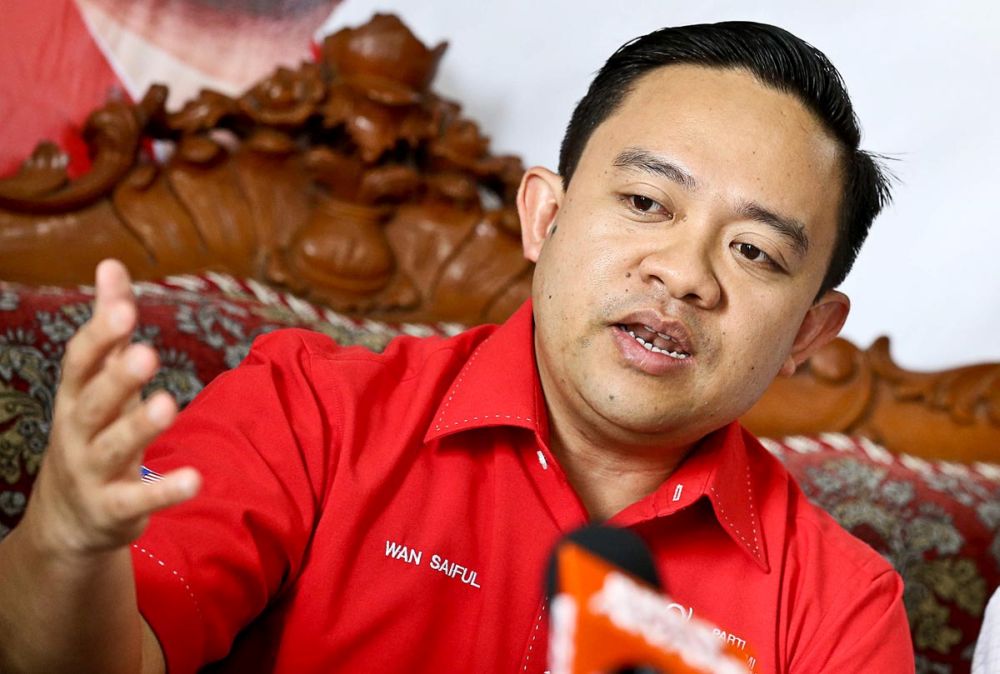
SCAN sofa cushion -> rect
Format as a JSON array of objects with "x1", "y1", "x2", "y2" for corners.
[{"x1": 763, "y1": 433, "x2": 1000, "y2": 674}]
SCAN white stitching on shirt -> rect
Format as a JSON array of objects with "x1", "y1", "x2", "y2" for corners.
[
  {"x1": 436, "y1": 415, "x2": 534, "y2": 431},
  {"x1": 710, "y1": 482, "x2": 761, "y2": 557},
  {"x1": 521, "y1": 603, "x2": 546, "y2": 672},
  {"x1": 434, "y1": 344, "x2": 483, "y2": 430},
  {"x1": 132, "y1": 544, "x2": 203, "y2": 616},
  {"x1": 745, "y1": 466, "x2": 761, "y2": 555},
  {"x1": 431, "y1": 344, "x2": 535, "y2": 432}
]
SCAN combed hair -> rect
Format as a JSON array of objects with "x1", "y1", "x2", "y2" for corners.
[{"x1": 558, "y1": 22, "x2": 893, "y2": 294}]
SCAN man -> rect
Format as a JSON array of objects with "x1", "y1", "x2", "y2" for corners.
[{"x1": 0, "y1": 21, "x2": 913, "y2": 673}]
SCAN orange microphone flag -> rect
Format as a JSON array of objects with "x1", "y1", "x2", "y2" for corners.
[{"x1": 548, "y1": 542, "x2": 752, "y2": 674}]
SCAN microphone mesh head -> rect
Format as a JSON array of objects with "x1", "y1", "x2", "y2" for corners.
[{"x1": 545, "y1": 524, "x2": 662, "y2": 598}]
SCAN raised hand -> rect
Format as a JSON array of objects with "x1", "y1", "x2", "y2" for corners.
[{"x1": 23, "y1": 259, "x2": 201, "y2": 555}]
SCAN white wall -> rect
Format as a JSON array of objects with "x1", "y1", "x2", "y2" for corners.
[{"x1": 322, "y1": 1, "x2": 1000, "y2": 369}]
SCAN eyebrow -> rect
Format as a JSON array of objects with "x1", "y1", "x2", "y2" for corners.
[
  {"x1": 612, "y1": 148, "x2": 697, "y2": 190},
  {"x1": 613, "y1": 147, "x2": 810, "y2": 257},
  {"x1": 736, "y1": 200, "x2": 810, "y2": 256}
]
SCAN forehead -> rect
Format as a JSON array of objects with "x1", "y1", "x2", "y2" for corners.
[{"x1": 577, "y1": 64, "x2": 844, "y2": 251}]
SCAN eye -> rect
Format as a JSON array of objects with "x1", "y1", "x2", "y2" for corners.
[
  {"x1": 732, "y1": 242, "x2": 783, "y2": 272},
  {"x1": 620, "y1": 194, "x2": 673, "y2": 220},
  {"x1": 737, "y1": 242, "x2": 766, "y2": 261},
  {"x1": 631, "y1": 195, "x2": 657, "y2": 212}
]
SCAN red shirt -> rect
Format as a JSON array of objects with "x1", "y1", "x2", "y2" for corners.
[{"x1": 133, "y1": 301, "x2": 913, "y2": 673}]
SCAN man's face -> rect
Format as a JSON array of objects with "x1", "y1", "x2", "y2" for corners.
[{"x1": 522, "y1": 64, "x2": 847, "y2": 450}]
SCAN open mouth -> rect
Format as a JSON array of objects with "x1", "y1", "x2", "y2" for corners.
[{"x1": 614, "y1": 323, "x2": 691, "y2": 360}]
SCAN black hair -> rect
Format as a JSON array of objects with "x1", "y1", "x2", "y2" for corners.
[{"x1": 558, "y1": 22, "x2": 892, "y2": 295}]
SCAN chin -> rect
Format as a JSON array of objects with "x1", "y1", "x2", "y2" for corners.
[{"x1": 584, "y1": 393, "x2": 704, "y2": 439}]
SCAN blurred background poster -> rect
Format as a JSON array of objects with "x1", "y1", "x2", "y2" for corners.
[{"x1": 0, "y1": 0, "x2": 340, "y2": 178}]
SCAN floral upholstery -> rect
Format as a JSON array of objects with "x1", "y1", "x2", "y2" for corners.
[
  {"x1": 0, "y1": 277, "x2": 996, "y2": 672},
  {"x1": 763, "y1": 434, "x2": 1000, "y2": 673}
]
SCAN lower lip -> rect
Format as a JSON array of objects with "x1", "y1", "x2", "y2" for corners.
[{"x1": 610, "y1": 325, "x2": 694, "y2": 376}]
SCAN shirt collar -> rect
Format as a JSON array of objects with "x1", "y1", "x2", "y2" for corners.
[
  {"x1": 424, "y1": 300, "x2": 548, "y2": 445},
  {"x1": 423, "y1": 300, "x2": 768, "y2": 572},
  {"x1": 658, "y1": 422, "x2": 770, "y2": 572}
]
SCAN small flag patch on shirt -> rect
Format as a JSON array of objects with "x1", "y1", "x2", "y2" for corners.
[{"x1": 140, "y1": 466, "x2": 164, "y2": 484}]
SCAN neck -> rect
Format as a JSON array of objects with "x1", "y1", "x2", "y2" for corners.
[
  {"x1": 532, "y1": 328, "x2": 700, "y2": 520},
  {"x1": 548, "y1": 421, "x2": 693, "y2": 521}
]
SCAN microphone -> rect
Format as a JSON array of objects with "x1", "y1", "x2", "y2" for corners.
[{"x1": 545, "y1": 524, "x2": 751, "y2": 674}]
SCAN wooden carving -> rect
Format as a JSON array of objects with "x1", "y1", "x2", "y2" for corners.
[
  {"x1": 0, "y1": 14, "x2": 531, "y2": 325},
  {"x1": 742, "y1": 337, "x2": 1000, "y2": 462}
]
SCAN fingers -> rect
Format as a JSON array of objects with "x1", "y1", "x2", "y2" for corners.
[
  {"x1": 99, "y1": 467, "x2": 201, "y2": 528},
  {"x1": 61, "y1": 260, "x2": 138, "y2": 395},
  {"x1": 94, "y1": 258, "x2": 135, "y2": 315},
  {"x1": 72, "y1": 343, "x2": 160, "y2": 440},
  {"x1": 32, "y1": 259, "x2": 202, "y2": 554},
  {"x1": 87, "y1": 391, "x2": 177, "y2": 479},
  {"x1": 61, "y1": 302, "x2": 135, "y2": 394},
  {"x1": 27, "y1": 261, "x2": 200, "y2": 555}
]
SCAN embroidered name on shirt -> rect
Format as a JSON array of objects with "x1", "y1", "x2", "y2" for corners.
[
  {"x1": 384, "y1": 540, "x2": 482, "y2": 589},
  {"x1": 385, "y1": 540, "x2": 423, "y2": 566}
]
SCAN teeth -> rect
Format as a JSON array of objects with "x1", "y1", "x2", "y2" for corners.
[
  {"x1": 625, "y1": 328, "x2": 689, "y2": 359},
  {"x1": 639, "y1": 325, "x2": 677, "y2": 343}
]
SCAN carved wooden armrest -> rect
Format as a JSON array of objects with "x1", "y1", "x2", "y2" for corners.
[{"x1": 742, "y1": 336, "x2": 1000, "y2": 462}]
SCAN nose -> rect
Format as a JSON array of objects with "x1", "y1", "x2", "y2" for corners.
[{"x1": 637, "y1": 235, "x2": 722, "y2": 309}]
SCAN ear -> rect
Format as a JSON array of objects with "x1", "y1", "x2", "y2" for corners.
[
  {"x1": 779, "y1": 290, "x2": 851, "y2": 377},
  {"x1": 516, "y1": 166, "x2": 564, "y2": 262}
]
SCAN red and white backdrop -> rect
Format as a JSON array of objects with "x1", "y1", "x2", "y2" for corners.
[
  {"x1": 0, "y1": 0, "x2": 340, "y2": 178},
  {"x1": 2, "y1": 0, "x2": 998, "y2": 370}
]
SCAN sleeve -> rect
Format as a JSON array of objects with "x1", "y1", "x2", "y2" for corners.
[
  {"x1": 130, "y1": 329, "x2": 341, "y2": 674},
  {"x1": 789, "y1": 566, "x2": 914, "y2": 673}
]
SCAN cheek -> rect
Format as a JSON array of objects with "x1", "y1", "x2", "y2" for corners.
[
  {"x1": 538, "y1": 231, "x2": 621, "y2": 304},
  {"x1": 718, "y1": 294, "x2": 804, "y2": 378}
]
